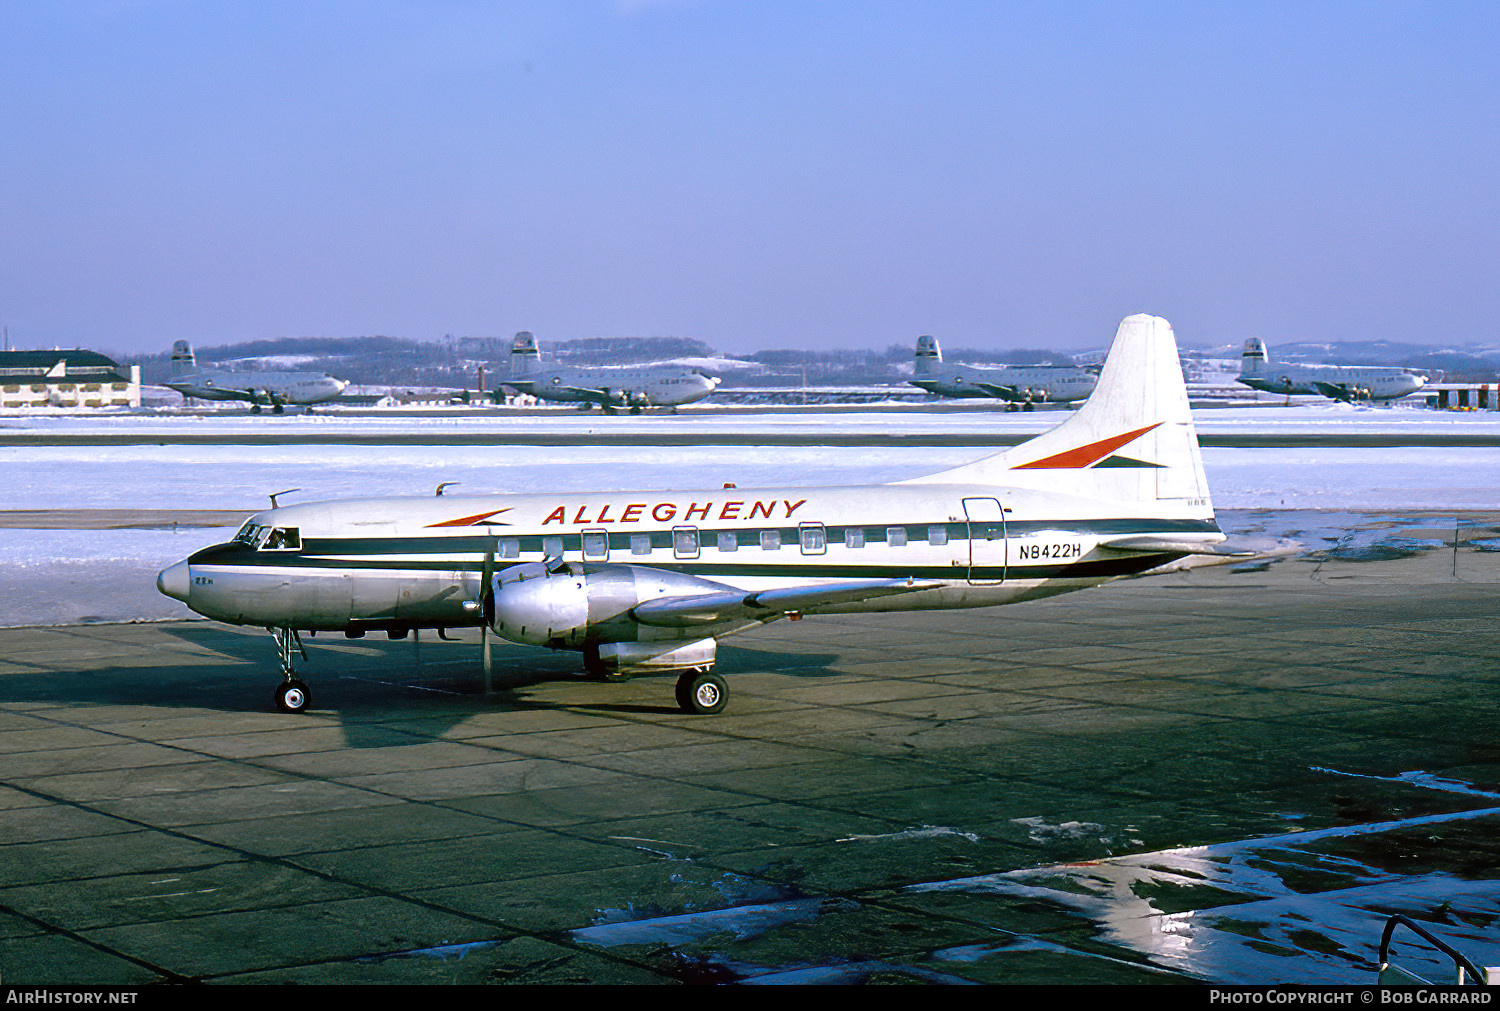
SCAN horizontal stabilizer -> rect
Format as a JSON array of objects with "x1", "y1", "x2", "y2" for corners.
[
  {"x1": 1099, "y1": 536, "x2": 1249, "y2": 556},
  {"x1": 632, "y1": 577, "x2": 935, "y2": 628}
]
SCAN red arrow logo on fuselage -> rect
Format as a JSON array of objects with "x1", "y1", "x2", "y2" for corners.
[{"x1": 425, "y1": 508, "x2": 513, "y2": 527}]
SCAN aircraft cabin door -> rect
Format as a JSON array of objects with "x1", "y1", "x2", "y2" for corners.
[{"x1": 963, "y1": 497, "x2": 1006, "y2": 585}]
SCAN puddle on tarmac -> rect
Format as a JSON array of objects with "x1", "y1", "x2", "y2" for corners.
[
  {"x1": 910, "y1": 770, "x2": 1500, "y2": 984},
  {"x1": 569, "y1": 769, "x2": 1500, "y2": 984}
]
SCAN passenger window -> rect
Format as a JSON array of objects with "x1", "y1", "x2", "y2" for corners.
[
  {"x1": 760, "y1": 530, "x2": 781, "y2": 551},
  {"x1": 846, "y1": 528, "x2": 865, "y2": 549},
  {"x1": 631, "y1": 534, "x2": 652, "y2": 555},
  {"x1": 498, "y1": 538, "x2": 520, "y2": 559},
  {"x1": 542, "y1": 536, "x2": 564, "y2": 559},
  {"x1": 582, "y1": 529, "x2": 609, "y2": 560},
  {"x1": 717, "y1": 531, "x2": 737, "y2": 552},
  {"x1": 928, "y1": 525, "x2": 948, "y2": 546},
  {"x1": 673, "y1": 526, "x2": 699, "y2": 559},
  {"x1": 887, "y1": 526, "x2": 907, "y2": 547},
  {"x1": 799, "y1": 523, "x2": 826, "y2": 555}
]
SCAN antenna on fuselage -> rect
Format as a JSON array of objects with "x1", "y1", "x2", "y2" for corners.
[{"x1": 269, "y1": 488, "x2": 301, "y2": 509}]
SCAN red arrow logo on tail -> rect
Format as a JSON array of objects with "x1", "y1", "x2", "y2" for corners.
[{"x1": 1012, "y1": 423, "x2": 1162, "y2": 470}]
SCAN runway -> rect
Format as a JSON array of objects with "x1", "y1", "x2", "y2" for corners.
[{"x1": 1, "y1": 524, "x2": 1497, "y2": 984}]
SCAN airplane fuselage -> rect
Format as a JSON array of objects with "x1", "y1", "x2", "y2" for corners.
[
  {"x1": 910, "y1": 365, "x2": 1097, "y2": 403},
  {"x1": 158, "y1": 484, "x2": 1214, "y2": 637},
  {"x1": 1236, "y1": 364, "x2": 1424, "y2": 401},
  {"x1": 508, "y1": 368, "x2": 717, "y2": 408},
  {"x1": 165, "y1": 369, "x2": 348, "y2": 406},
  {"x1": 1237, "y1": 338, "x2": 1424, "y2": 402}
]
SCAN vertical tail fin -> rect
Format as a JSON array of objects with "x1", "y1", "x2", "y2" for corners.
[
  {"x1": 510, "y1": 331, "x2": 540, "y2": 378},
  {"x1": 1240, "y1": 338, "x2": 1268, "y2": 375},
  {"x1": 169, "y1": 341, "x2": 195, "y2": 376},
  {"x1": 900, "y1": 314, "x2": 1212, "y2": 515},
  {"x1": 914, "y1": 335, "x2": 941, "y2": 377}
]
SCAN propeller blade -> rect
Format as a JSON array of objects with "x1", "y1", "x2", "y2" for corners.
[{"x1": 480, "y1": 544, "x2": 495, "y2": 692}]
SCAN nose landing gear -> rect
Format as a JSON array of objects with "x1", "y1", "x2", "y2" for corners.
[
  {"x1": 275, "y1": 679, "x2": 311, "y2": 713},
  {"x1": 270, "y1": 627, "x2": 312, "y2": 713}
]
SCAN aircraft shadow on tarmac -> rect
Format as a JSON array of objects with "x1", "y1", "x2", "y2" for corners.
[{"x1": 0, "y1": 622, "x2": 843, "y2": 748}]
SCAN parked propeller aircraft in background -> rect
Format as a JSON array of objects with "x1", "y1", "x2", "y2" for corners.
[
  {"x1": 500, "y1": 331, "x2": 719, "y2": 412},
  {"x1": 157, "y1": 314, "x2": 1227, "y2": 716},
  {"x1": 162, "y1": 341, "x2": 348, "y2": 412},
  {"x1": 908, "y1": 334, "x2": 1097, "y2": 409},
  {"x1": 1236, "y1": 338, "x2": 1426, "y2": 402}
]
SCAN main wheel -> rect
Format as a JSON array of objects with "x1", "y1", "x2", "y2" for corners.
[
  {"x1": 274, "y1": 679, "x2": 311, "y2": 713},
  {"x1": 675, "y1": 670, "x2": 727, "y2": 715}
]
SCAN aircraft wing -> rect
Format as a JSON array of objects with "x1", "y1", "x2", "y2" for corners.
[
  {"x1": 1311, "y1": 381, "x2": 1357, "y2": 402},
  {"x1": 971, "y1": 381, "x2": 1021, "y2": 400},
  {"x1": 631, "y1": 577, "x2": 937, "y2": 628},
  {"x1": 550, "y1": 384, "x2": 622, "y2": 404}
]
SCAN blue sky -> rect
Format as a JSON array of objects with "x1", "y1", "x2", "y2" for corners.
[{"x1": 2, "y1": 1, "x2": 1496, "y2": 353}]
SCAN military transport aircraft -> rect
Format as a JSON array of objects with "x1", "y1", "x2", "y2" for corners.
[
  {"x1": 500, "y1": 331, "x2": 719, "y2": 412},
  {"x1": 162, "y1": 341, "x2": 349, "y2": 412},
  {"x1": 157, "y1": 314, "x2": 1225, "y2": 716},
  {"x1": 1236, "y1": 338, "x2": 1425, "y2": 402},
  {"x1": 908, "y1": 334, "x2": 1097, "y2": 409}
]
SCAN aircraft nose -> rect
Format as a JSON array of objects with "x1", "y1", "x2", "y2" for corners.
[{"x1": 157, "y1": 560, "x2": 191, "y2": 602}]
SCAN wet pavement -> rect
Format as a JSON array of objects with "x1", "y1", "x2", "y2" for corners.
[{"x1": 0, "y1": 510, "x2": 1496, "y2": 984}]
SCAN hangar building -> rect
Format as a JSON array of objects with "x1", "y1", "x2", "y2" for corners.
[{"x1": 0, "y1": 350, "x2": 141, "y2": 409}]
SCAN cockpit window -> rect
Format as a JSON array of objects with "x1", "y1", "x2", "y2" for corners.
[
  {"x1": 233, "y1": 522, "x2": 265, "y2": 546},
  {"x1": 261, "y1": 527, "x2": 301, "y2": 551}
]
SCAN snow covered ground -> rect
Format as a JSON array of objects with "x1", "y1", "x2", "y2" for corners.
[
  {"x1": 0, "y1": 403, "x2": 1494, "y2": 626},
  {"x1": 5, "y1": 398, "x2": 1500, "y2": 439}
]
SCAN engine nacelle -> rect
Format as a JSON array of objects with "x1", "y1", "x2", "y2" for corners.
[
  {"x1": 489, "y1": 562, "x2": 738, "y2": 649},
  {"x1": 489, "y1": 562, "x2": 589, "y2": 646}
]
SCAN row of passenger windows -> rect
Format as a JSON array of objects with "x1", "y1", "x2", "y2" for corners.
[
  {"x1": 488, "y1": 523, "x2": 953, "y2": 561},
  {"x1": 251, "y1": 522, "x2": 988, "y2": 555}
]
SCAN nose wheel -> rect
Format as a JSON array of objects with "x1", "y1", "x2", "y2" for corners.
[
  {"x1": 675, "y1": 669, "x2": 727, "y2": 715},
  {"x1": 274, "y1": 679, "x2": 311, "y2": 713},
  {"x1": 269, "y1": 627, "x2": 312, "y2": 713}
]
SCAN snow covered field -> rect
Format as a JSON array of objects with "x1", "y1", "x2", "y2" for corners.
[
  {"x1": 0, "y1": 403, "x2": 1495, "y2": 626},
  {"x1": 4, "y1": 398, "x2": 1500, "y2": 440}
]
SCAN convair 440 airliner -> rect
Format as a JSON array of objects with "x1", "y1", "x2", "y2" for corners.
[{"x1": 158, "y1": 314, "x2": 1225, "y2": 715}]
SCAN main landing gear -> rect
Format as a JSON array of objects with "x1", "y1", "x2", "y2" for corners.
[
  {"x1": 270, "y1": 627, "x2": 311, "y2": 713},
  {"x1": 675, "y1": 669, "x2": 728, "y2": 715},
  {"x1": 582, "y1": 647, "x2": 728, "y2": 714}
]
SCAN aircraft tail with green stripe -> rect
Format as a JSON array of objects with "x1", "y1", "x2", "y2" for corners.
[{"x1": 901, "y1": 313, "x2": 1214, "y2": 520}]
